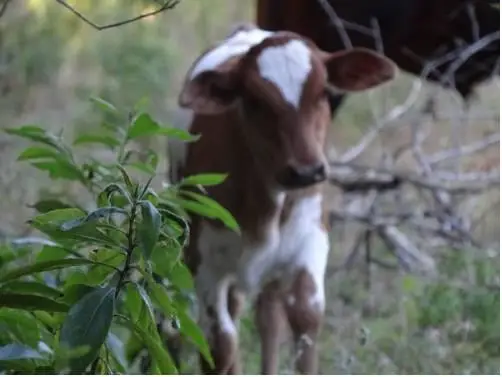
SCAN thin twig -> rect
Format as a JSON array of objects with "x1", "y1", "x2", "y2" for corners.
[
  {"x1": 54, "y1": 0, "x2": 180, "y2": 31},
  {"x1": 316, "y1": 0, "x2": 352, "y2": 48}
]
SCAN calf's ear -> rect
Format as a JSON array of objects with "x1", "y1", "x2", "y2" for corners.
[
  {"x1": 321, "y1": 48, "x2": 397, "y2": 92},
  {"x1": 179, "y1": 58, "x2": 240, "y2": 115}
]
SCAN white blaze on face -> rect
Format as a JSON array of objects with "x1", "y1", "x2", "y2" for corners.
[
  {"x1": 256, "y1": 39, "x2": 312, "y2": 109},
  {"x1": 189, "y1": 28, "x2": 273, "y2": 79}
]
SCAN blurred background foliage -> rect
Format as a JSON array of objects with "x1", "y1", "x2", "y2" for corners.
[{"x1": 0, "y1": 0, "x2": 499, "y2": 374}]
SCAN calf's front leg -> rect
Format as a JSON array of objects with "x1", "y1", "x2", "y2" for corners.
[
  {"x1": 284, "y1": 224, "x2": 329, "y2": 374},
  {"x1": 254, "y1": 280, "x2": 288, "y2": 374}
]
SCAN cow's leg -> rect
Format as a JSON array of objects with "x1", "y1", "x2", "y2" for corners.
[
  {"x1": 197, "y1": 275, "x2": 240, "y2": 374},
  {"x1": 284, "y1": 227, "x2": 329, "y2": 374},
  {"x1": 255, "y1": 280, "x2": 288, "y2": 374}
]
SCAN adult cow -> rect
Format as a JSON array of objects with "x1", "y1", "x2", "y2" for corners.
[
  {"x1": 256, "y1": 0, "x2": 500, "y2": 115},
  {"x1": 168, "y1": 24, "x2": 397, "y2": 374}
]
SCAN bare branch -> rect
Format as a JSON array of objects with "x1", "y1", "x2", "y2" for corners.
[
  {"x1": 53, "y1": 0, "x2": 180, "y2": 31},
  {"x1": 329, "y1": 162, "x2": 499, "y2": 193},
  {"x1": 426, "y1": 133, "x2": 499, "y2": 165},
  {"x1": 339, "y1": 79, "x2": 423, "y2": 163},
  {"x1": 316, "y1": 0, "x2": 352, "y2": 48}
]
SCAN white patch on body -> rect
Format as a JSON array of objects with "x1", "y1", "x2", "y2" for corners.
[
  {"x1": 195, "y1": 192, "x2": 329, "y2": 338},
  {"x1": 257, "y1": 40, "x2": 312, "y2": 109},
  {"x1": 190, "y1": 27, "x2": 273, "y2": 79}
]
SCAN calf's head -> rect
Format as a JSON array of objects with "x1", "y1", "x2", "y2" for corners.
[{"x1": 179, "y1": 27, "x2": 397, "y2": 190}]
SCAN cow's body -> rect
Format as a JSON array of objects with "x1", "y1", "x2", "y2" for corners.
[
  {"x1": 257, "y1": 0, "x2": 500, "y2": 115},
  {"x1": 169, "y1": 25, "x2": 396, "y2": 374}
]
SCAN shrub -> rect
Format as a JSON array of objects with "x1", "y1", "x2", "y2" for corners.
[{"x1": 0, "y1": 97, "x2": 238, "y2": 374}]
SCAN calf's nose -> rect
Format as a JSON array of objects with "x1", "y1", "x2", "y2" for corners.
[{"x1": 278, "y1": 163, "x2": 327, "y2": 189}]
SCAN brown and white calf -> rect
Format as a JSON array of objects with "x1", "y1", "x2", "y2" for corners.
[{"x1": 168, "y1": 24, "x2": 396, "y2": 374}]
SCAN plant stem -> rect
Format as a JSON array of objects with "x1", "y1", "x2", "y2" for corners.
[
  {"x1": 115, "y1": 202, "x2": 137, "y2": 298},
  {"x1": 89, "y1": 357, "x2": 100, "y2": 374}
]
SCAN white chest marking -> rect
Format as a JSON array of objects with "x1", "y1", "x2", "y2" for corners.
[
  {"x1": 190, "y1": 28, "x2": 273, "y2": 79},
  {"x1": 256, "y1": 40, "x2": 312, "y2": 109},
  {"x1": 196, "y1": 193, "x2": 329, "y2": 317}
]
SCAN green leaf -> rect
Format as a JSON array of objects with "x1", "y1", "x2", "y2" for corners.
[
  {"x1": 169, "y1": 262, "x2": 194, "y2": 290},
  {"x1": 0, "y1": 344, "x2": 44, "y2": 361},
  {"x1": 137, "y1": 200, "x2": 161, "y2": 260},
  {"x1": 17, "y1": 146, "x2": 60, "y2": 161},
  {"x1": 118, "y1": 317, "x2": 177, "y2": 374},
  {"x1": 32, "y1": 208, "x2": 86, "y2": 226},
  {"x1": 156, "y1": 126, "x2": 200, "y2": 142},
  {"x1": 126, "y1": 161, "x2": 156, "y2": 175},
  {"x1": 116, "y1": 165, "x2": 135, "y2": 192},
  {"x1": 86, "y1": 250, "x2": 124, "y2": 286},
  {"x1": 89, "y1": 96, "x2": 118, "y2": 114},
  {"x1": 4, "y1": 125, "x2": 70, "y2": 156},
  {"x1": 28, "y1": 199, "x2": 72, "y2": 214},
  {"x1": 127, "y1": 283, "x2": 157, "y2": 332},
  {"x1": 0, "y1": 258, "x2": 94, "y2": 283},
  {"x1": 36, "y1": 245, "x2": 71, "y2": 263},
  {"x1": 1, "y1": 281, "x2": 62, "y2": 299},
  {"x1": 31, "y1": 160, "x2": 84, "y2": 181},
  {"x1": 177, "y1": 309, "x2": 213, "y2": 368},
  {"x1": 59, "y1": 285, "x2": 116, "y2": 373},
  {"x1": 179, "y1": 191, "x2": 240, "y2": 232},
  {"x1": 0, "y1": 293, "x2": 69, "y2": 312},
  {"x1": 133, "y1": 96, "x2": 150, "y2": 113},
  {"x1": 180, "y1": 173, "x2": 228, "y2": 187},
  {"x1": 0, "y1": 309, "x2": 41, "y2": 348},
  {"x1": 127, "y1": 113, "x2": 199, "y2": 142},
  {"x1": 73, "y1": 134, "x2": 120, "y2": 149},
  {"x1": 30, "y1": 208, "x2": 122, "y2": 248},
  {"x1": 60, "y1": 207, "x2": 128, "y2": 231},
  {"x1": 98, "y1": 183, "x2": 132, "y2": 207},
  {"x1": 149, "y1": 282, "x2": 212, "y2": 368},
  {"x1": 62, "y1": 284, "x2": 95, "y2": 306},
  {"x1": 127, "y1": 113, "x2": 160, "y2": 139},
  {"x1": 150, "y1": 240, "x2": 182, "y2": 278}
]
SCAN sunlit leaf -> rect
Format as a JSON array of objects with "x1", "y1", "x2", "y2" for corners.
[
  {"x1": 73, "y1": 134, "x2": 120, "y2": 149},
  {"x1": 36, "y1": 245, "x2": 72, "y2": 263},
  {"x1": 178, "y1": 191, "x2": 239, "y2": 232},
  {"x1": 180, "y1": 173, "x2": 228, "y2": 187},
  {"x1": 17, "y1": 146, "x2": 60, "y2": 161},
  {"x1": 30, "y1": 160, "x2": 84, "y2": 181},
  {"x1": 89, "y1": 96, "x2": 118, "y2": 114},
  {"x1": 127, "y1": 112, "x2": 199, "y2": 142}
]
